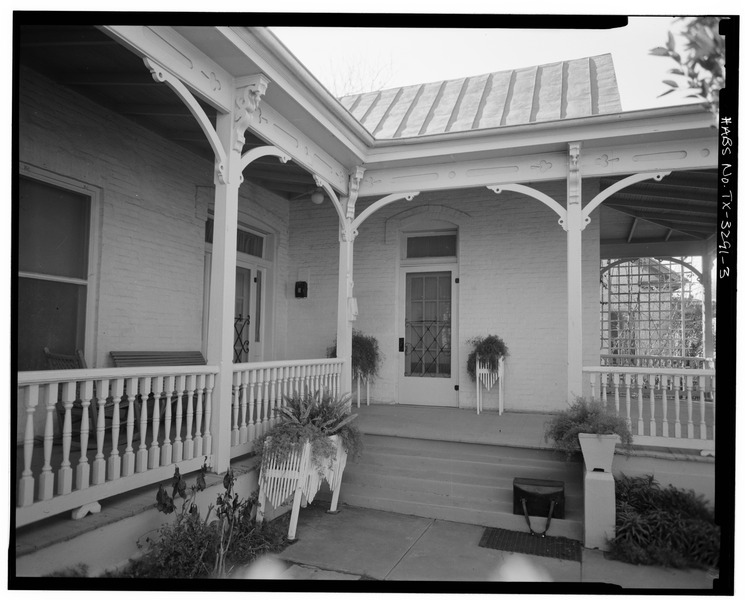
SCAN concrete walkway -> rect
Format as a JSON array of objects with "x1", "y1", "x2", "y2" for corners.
[{"x1": 252, "y1": 503, "x2": 717, "y2": 590}]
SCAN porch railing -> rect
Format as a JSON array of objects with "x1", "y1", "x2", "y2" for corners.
[
  {"x1": 584, "y1": 366, "x2": 715, "y2": 453},
  {"x1": 229, "y1": 358, "x2": 344, "y2": 458},
  {"x1": 600, "y1": 354, "x2": 713, "y2": 370},
  {"x1": 17, "y1": 357, "x2": 345, "y2": 527}
]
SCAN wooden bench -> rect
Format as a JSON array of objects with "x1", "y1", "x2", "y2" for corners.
[{"x1": 110, "y1": 351, "x2": 206, "y2": 368}]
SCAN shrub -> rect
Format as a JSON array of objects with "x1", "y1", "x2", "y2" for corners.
[
  {"x1": 466, "y1": 335, "x2": 508, "y2": 381},
  {"x1": 107, "y1": 463, "x2": 289, "y2": 579},
  {"x1": 544, "y1": 397, "x2": 633, "y2": 459},
  {"x1": 611, "y1": 474, "x2": 719, "y2": 570}
]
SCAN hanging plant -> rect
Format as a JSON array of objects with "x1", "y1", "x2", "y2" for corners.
[
  {"x1": 466, "y1": 335, "x2": 509, "y2": 381},
  {"x1": 327, "y1": 330, "x2": 382, "y2": 381}
]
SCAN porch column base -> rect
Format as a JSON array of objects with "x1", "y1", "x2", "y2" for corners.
[{"x1": 583, "y1": 470, "x2": 615, "y2": 551}]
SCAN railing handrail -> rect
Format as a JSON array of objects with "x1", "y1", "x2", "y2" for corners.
[
  {"x1": 600, "y1": 353, "x2": 709, "y2": 361},
  {"x1": 231, "y1": 357, "x2": 344, "y2": 372},
  {"x1": 584, "y1": 365, "x2": 715, "y2": 377},
  {"x1": 18, "y1": 364, "x2": 219, "y2": 385}
]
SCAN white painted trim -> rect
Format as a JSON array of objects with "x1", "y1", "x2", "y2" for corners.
[{"x1": 100, "y1": 26, "x2": 234, "y2": 113}]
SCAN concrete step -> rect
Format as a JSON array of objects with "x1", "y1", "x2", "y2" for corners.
[
  {"x1": 344, "y1": 465, "x2": 583, "y2": 506},
  {"x1": 336, "y1": 434, "x2": 584, "y2": 541},
  {"x1": 339, "y1": 482, "x2": 584, "y2": 541}
]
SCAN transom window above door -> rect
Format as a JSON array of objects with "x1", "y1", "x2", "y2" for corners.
[
  {"x1": 205, "y1": 218, "x2": 264, "y2": 259},
  {"x1": 403, "y1": 230, "x2": 457, "y2": 261}
]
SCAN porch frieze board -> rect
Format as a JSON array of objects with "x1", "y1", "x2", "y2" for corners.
[
  {"x1": 250, "y1": 101, "x2": 350, "y2": 195},
  {"x1": 101, "y1": 26, "x2": 234, "y2": 114},
  {"x1": 357, "y1": 136, "x2": 716, "y2": 197},
  {"x1": 358, "y1": 151, "x2": 567, "y2": 197},
  {"x1": 580, "y1": 137, "x2": 716, "y2": 179}
]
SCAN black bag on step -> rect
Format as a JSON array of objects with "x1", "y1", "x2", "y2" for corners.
[{"x1": 512, "y1": 478, "x2": 565, "y2": 537}]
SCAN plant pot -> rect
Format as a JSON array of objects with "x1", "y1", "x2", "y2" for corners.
[{"x1": 578, "y1": 433, "x2": 620, "y2": 473}]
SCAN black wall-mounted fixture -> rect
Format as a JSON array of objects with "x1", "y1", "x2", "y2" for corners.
[{"x1": 295, "y1": 281, "x2": 308, "y2": 298}]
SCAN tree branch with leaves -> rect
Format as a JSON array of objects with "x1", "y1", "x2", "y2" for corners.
[{"x1": 650, "y1": 17, "x2": 725, "y2": 114}]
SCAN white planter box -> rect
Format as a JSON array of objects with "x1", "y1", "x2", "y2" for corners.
[{"x1": 256, "y1": 434, "x2": 348, "y2": 540}]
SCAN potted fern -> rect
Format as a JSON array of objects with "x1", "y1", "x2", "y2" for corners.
[
  {"x1": 466, "y1": 334, "x2": 508, "y2": 381},
  {"x1": 544, "y1": 398, "x2": 633, "y2": 472},
  {"x1": 255, "y1": 390, "x2": 363, "y2": 540}
]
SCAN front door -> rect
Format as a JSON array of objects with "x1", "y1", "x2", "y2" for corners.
[
  {"x1": 398, "y1": 267, "x2": 458, "y2": 406},
  {"x1": 233, "y1": 265, "x2": 264, "y2": 362}
]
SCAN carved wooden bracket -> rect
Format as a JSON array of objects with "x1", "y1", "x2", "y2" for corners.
[
  {"x1": 346, "y1": 166, "x2": 366, "y2": 220},
  {"x1": 567, "y1": 141, "x2": 582, "y2": 207},
  {"x1": 234, "y1": 74, "x2": 270, "y2": 152}
]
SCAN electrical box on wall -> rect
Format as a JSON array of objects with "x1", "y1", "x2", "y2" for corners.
[{"x1": 295, "y1": 281, "x2": 308, "y2": 298}]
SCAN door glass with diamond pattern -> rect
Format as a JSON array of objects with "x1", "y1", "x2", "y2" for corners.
[{"x1": 405, "y1": 271, "x2": 452, "y2": 378}]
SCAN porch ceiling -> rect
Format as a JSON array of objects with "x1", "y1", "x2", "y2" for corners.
[
  {"x1": 18, "y1": 24, "x2": 320, "y2": 202},
  {"x1": 597, "y1": 168, "x2": 717, "y2": 255}
]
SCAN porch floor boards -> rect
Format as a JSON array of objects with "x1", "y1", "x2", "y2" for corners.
[{"x1": 351, "y1": 400, "x2": 714, "y2": 450}]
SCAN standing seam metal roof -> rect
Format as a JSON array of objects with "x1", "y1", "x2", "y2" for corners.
[{"x1": 338, "y1": 54, "x2": 622, "y2": 140}]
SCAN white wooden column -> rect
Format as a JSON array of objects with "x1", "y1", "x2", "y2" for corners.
[
  {"x1": 206, "y1": 77, "x2": 269, "y2": 473},
  {"x1": 566, "y1": 142, "x2": 584, "y2": 400},
  {"x1": 337, "y1": 226, "x2": 355, "y2": 396},
  {"x1": 206, "y1": 115, "x2": 240, "y2": 474},
  {"x1": 335, "y1": 168, "x2": 364, "y2": 397}
]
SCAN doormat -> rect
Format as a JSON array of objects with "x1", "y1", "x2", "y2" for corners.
[{"x1": 478, "y1": 527, "x2": 582, "y2": 562}]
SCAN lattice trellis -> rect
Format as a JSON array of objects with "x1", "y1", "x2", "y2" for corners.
[{"x1": 600, "y1": 258, "x2": 704, "y2": 361}]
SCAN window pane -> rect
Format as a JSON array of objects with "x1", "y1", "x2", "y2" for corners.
[
  {"x1": 18, "y1": 277, "x2": 87, "y2": 371},
  {"x1": 18, "y1": 177, "x2": 90, "y2": 278},
  {"x1": 406, "y1": 234, "x2": 456, "y2": 259}
]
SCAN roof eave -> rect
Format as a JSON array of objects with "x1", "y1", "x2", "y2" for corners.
[
  {"x1": 248, "y1": 27, "x2": 376, "y2": 148},
  {"x1": 369, "y1": 103, "x2": 715, "y2": 148}
]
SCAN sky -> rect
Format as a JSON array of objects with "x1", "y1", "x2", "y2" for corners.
[{"x1": 271, "y1": 17, "x2": 698, "y2": 112}]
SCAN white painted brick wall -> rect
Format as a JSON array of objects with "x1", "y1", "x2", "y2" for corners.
[
  {"x1": 19, "y1": 67, "x2": 290, "y2": 368},
  {"x1": 288, "y1": 181, "x2": 601, "y2": 412}
]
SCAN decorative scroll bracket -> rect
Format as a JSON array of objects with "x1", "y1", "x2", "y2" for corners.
[
  {"x1": 581, "y1": 171, "x2": 671, "y2": 231},
  {"x1": 143, "y1": 57, "x2": 228, "y2": 183},
  {"x1": 488, "y1": 184, "x2": 568, "y2": 231}
]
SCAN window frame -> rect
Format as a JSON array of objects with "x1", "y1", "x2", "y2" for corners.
[
  {"x1": 400, "y1": 228, "x2": 458, "y2": 266},
  {"x1": 18, "y1": 163, "x2": 102, "y2": 367}
]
